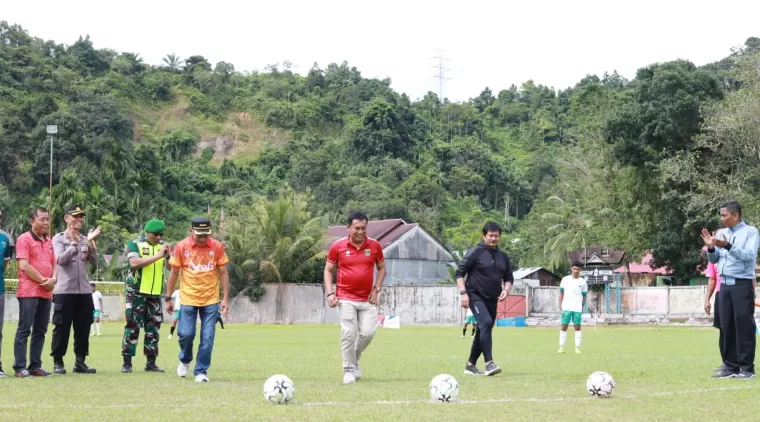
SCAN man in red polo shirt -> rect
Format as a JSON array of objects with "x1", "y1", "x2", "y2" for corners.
[
  {"x1": 12, "y1": 207, "x2": 56, "y2": 377},
  {"x1": 324, "y1": 212, "x2": 386, "y2": 384}
]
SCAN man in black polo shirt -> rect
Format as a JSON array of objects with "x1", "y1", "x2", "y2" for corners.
[{"x1": 455, "y1": 221, "x2": 513, "y2": 376}]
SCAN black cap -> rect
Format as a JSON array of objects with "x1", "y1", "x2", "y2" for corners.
[
  {"x1": 64, "y1": 204, "x2": 86, "y2": 216},
  {"x1": 191, "y1": 217, "x2": 211, "y2": 234}
]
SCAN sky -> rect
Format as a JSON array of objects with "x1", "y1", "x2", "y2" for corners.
[{"x1": 4, "y1": 0, "x2": 759, "y2": 102}]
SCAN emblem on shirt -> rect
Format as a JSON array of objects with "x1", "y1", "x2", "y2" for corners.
[
  {"x1": 209, "y1": 251, "x2": 215, "y2": 257},
  {"x1": 142, "y1": 247, "x2": 150, "y2": 255},
  {"x1": 364, "y1": 249, "x2": 371, "y2": 256}
]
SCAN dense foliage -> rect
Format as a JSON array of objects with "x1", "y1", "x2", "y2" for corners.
[{"x1": 2, "y1": 21, "x2": 759, "y2": 289}]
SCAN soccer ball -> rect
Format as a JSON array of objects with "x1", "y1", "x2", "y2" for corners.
[
  {"x1": 429, "y1": 374, "x2": 459, "y2": 402},
  {"x1": 263, "y1": 374, "x2": 295, "y2": 404},
  {"x1": 586, "y1": 371, "x2": 615, "y2": 398}
]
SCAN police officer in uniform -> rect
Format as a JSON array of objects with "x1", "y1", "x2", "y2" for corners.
[{"x1": 121, "y1": 219, "x2": 171, "y2": 373}]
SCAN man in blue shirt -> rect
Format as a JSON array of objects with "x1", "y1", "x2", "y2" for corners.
[
  {"x1": 702, "y1": 201, "x2": 759, "y2": 379},
  {"x1": 0, "y1": 208, "x2": 15, "y2": 377}
]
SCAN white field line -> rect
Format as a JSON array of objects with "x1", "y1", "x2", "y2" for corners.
[{"x1": 0, "y1": 384, "x2": 756, "y2": 409}]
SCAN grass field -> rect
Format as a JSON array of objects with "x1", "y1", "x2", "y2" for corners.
[{"x1": 0, "y1": 323, "x2": 757, "y2": 421}]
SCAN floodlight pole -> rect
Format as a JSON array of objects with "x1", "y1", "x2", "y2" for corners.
[{"x1": 46, "y1": 125, "x2": 58, "y2": 237}]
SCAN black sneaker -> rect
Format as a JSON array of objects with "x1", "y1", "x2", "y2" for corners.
[
  {"x1": 73, "y1": 361, "x2": 96, "y2": 374},
  {"x1": 145, "y1": 361, "x2": 165, "y2": 373},
  {"x1": 714, "y1": 364, "x2": 730, "y2": 372},
  {"x1": 712, "y1": 370, "x2": 738, "y2": 379},
  {"x1": 29, "y1": 368, "x2": 53, "y2": 377},
  {"x1": 464, "y1": 364, "x2": 484, "y2": 375},
  {"x1": 735, "y1": 371, "x2": 756, "y2": 379},
  {"x1": 122, "y1": 356, "x2": 132, "y2": 373},
  {"x1": 14, "y1": 369, "x2": 32, "y2": 378},
  {"x1": 53, "y1": 363, "x2": 67, "y2": 375},
  {"x1": 484, "y1": 362, "x2": 502, "y2": 376},
  {"x1": 0, "y1": 367, "x2": 7, "y2": 378}
]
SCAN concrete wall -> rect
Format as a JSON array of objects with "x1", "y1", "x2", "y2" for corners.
[
  {"x1": 4, "y1": 284, "x2": 756, "y2": 326},
  {"x1": 228, "y1": 284, "x2": 467, "y2": 325},
  {"x1": 529, "y1": 286, "x2": 760, "y2": 318}
]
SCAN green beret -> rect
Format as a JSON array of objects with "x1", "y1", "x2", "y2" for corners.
[{"x1": 144, "y1": 219, "x2": 165, "y2": 233}]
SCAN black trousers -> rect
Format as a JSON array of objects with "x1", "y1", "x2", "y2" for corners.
[
  {"x1": 718, "y1": 282, "x2": 756, "y2": 373},
  {"x1": 50, "y1": 294, "x2": 94, "y2": 360},
  {"x1": 713, "y1": 292, "x2": 726, "y2": 365},
  {"x1": 468, "y1": 294, "x2": 498, "y2": 365},
  {"x1": 13, "y1": 298, "x2": 52, "y2": 371}
]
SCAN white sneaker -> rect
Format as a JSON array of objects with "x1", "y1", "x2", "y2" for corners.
[
  {"x1": 195, "y1": 374, "x2": 209, "y2": 383},
  {"x1": 177, "y1": 362, "x2": 189, "y2": 377},
  {"x1": 167, "y1": 335, "x2": 173, "y2": 340},
  {"x1": 343, "y1": 371, "x2": 356, "y2": 384},
  {"x1": 354, "y1": 364, "x2": 362, "y2": 380}
]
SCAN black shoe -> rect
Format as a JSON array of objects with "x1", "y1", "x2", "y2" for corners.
[
  {"x1": 122, "y1": 356, "x2": 133, "y2": 373},
  {"x1": 712, "y1": 370, "x2": 738, "y2": 379},
  {"x1": 145, "y1": 357, "x2": 165, "y2": 373},
  {"x1": 484, "y1": 362, "x2": 502, "y2": 376},
  {"x1": 53, "y1": 362, "x2": 67, "y2": 375},
  {"x1": 735, "y1": 371, "x2": 756, "y2": 379},
  {"x1": 73, "y1": 359, "x2": 96, "y2": 374},
  {"x1": 714, "y1": 364, "x2": 730, "y2": 372},
  {"x1": 464, "y1": 364, "x2": 484, "y2": 375}
]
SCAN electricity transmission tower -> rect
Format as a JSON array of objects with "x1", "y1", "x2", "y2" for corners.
[{"x1": 432, "y1": 50, "x2": 450, "y2": 101}]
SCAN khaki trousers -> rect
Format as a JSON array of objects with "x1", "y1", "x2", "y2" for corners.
[{"x1": 339, "y1": 300, "x2": 378, "y2": 372}]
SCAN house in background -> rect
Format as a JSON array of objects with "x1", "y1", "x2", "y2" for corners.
[
  {"x1": 568, "y1": 247, "x2": 627, "y2": 286},
  {"x1": 513, "y1": 267, "x2": 561, "y2": 286},
  {"x1": 614, "y1": 252, "x2": 673, "y2": 286},
  {"x1": 327, "y1": 219, "x2": 454, "y2": 285}
]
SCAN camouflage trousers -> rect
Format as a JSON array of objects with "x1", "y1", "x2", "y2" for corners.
[{"x1": 121, "y1": 291, "x2": 163, "y2": 357}]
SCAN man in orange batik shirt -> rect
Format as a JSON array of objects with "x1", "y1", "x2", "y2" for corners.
[{"x1": 165, "y1": 217, "x2": 230, "y2": 383}]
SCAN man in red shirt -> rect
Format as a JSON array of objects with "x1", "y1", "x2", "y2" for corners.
[
  {"x1": 324, "y1": 212, "x2": 386, "y2": 384},
  {"x1": 12, "y1": 207, "x2": 56, "y2": 377}
]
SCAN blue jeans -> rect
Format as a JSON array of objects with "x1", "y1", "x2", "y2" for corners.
[{"x1": 177, "y1": 303, "x2": 218, "y2": 376}]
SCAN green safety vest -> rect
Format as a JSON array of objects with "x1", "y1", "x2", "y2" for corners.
[{"x1": 136, "y1": 240, "x2": 165, "y2": 296}]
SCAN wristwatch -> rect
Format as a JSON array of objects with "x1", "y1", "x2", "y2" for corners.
[
  {"x1": 459, "y1": 290, "x2": 467, "y2": 295},
  {"x1": 163, "y1": 296, "x2": 173, "y2": 301}
]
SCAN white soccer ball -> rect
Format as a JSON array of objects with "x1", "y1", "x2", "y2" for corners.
[
  {"x1": 586, "y1": 371, "x2": 615, "y2": 398},
  {"x1": 263, "y1": 374, "x2": 296, "y2": 404},
  {"x1": 429, "y1": 374, "x2": 459, "y2": 402}
]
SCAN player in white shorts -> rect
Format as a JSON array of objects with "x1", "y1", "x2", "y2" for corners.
[
  {"x1": 90, "y1": 283, "x2": 103, "y2": 336},
  {"x1": 557, "y1": 262, "x2": 588, "y2": 354}
]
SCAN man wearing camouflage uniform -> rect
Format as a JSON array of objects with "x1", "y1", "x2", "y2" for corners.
[{"x1": 121, "y1": 219, "x2": 170, "y2": 373}]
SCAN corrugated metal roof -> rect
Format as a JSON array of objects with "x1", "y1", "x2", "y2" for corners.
[
  {"x1": 513, "y1": 267, "x2": 545, "y2": 280},
  {"x1": 326, "y1": 219, "x2": 431, "y2": 250}
]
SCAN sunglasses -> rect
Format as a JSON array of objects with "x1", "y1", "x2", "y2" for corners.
[{"x1": 148, "y1": 232, "x2": 164, "y2": 237}]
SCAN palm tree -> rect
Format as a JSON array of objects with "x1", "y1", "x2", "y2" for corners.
[
  {"x1": 224, "y1": 187, "x2": 327, "y2": 308},
  {"x1": 104, "y1": 143, "x2": 134, "y2": 215},
  {"x1": 226, "y1": 188, "x2": 326, "y2": 284},
  {"x1": 541, "y1": 196, "x2": 596, "y2": 270},
  {"x1": 162, "y1": 54, "x2": 183, "y2": 72}
]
